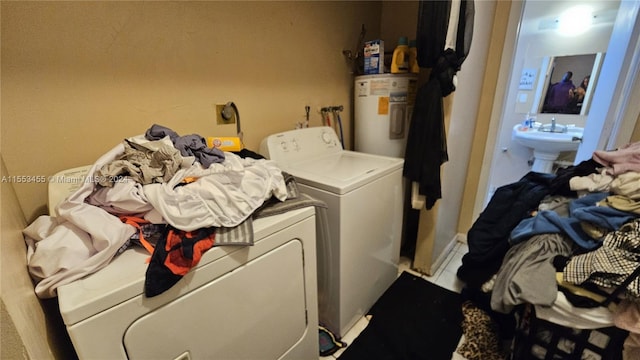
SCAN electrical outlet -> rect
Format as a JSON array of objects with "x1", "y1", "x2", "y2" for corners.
[{"x1": 215, "y1": 104, "x2": 236, "y2": 125}]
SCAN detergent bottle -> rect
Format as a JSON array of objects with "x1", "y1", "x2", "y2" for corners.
[
  {"x1": 408, "y1": 39, "x2": 419, "y2": 73},
  {"x1": 391, "y1": 36, "x2": 409, "y2": 74}
]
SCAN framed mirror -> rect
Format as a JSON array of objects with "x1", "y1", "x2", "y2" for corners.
[{"x1": 532, "y1": 52, "x2": 605, "y2": 116}]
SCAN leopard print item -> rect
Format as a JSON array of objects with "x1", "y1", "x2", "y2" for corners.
[{"x1": 456, "y1": 300, "x2": 506, "y2": 360}]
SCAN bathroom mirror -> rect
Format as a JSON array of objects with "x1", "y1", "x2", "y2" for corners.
[{"x1": 532, "y1": 52, "x2": 605, "y2": 116}]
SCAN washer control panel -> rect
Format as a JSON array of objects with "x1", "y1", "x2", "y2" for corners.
[{"x1": 259, "y1": 126, "x2": 342, "y2": 166}]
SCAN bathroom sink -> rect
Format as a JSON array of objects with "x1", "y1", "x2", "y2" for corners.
[
  {"x1": 512, "y1": 123, "x2": 583, "y2": 153},
  {"x1": 512, "y1": 123, "x2": 584, "y2": 173}
]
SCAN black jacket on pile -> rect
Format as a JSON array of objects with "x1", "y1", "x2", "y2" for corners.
[
  {"x1": 457, "y1": 172, "x2": 555, "y2": 288},
  {"x1": 457, "y1": 160, "x2": 600, "y2": 289}
]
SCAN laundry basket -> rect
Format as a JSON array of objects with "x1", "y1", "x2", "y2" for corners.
[{"x1": 510, "y1": 304, "x2": 629, "y2": 360}]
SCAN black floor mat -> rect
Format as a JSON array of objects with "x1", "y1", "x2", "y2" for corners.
[{"x1": 338, "y1": 271, "x2": 463, "y2": 360}]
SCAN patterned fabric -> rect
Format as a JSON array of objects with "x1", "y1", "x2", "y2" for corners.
[
  {"x1": 564, "y1": 219, "x2": 640, "y2": 299},
  {"x1": 162, "y1": 227, "x2": 216, "y2": 276},
  {"x1": 214, "y1": 220, "x2": 253, "y2": 246},
  {"x1": 120, "y1": 216, "x2": 166, "y2": 255},
  {"x1": 456, "y1": 301, "x2": 506, "y2": 360},
  {"x1": 130, "y1": 223, "x2": 167, "y2": 248},
  {"x1": 144, "y1": 226, "x2": 216, "y2": 297}
]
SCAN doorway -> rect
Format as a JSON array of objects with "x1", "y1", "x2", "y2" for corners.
[{"x1": 476, "y1": 0, "x2": 640, "y2": 218}]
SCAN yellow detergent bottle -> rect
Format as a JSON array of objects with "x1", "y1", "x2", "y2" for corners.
[
  {"x1": 409, "y1": 39, "x2": 420, "y2": 73},
  {"x1": 391, "y1": 36, "x2": 409, "y2": 74}
]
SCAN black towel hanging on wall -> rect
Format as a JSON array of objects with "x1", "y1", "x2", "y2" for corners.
[{"x1": 403, "y1": 0, "x2": 475, "y2": 209}]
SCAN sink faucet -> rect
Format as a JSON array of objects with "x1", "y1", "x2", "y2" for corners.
[{"x1": 537, "y1": 117, "x2": 567, "y2": 133}]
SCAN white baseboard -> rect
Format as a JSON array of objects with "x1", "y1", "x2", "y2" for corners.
[
  {"x1": 455, "y1": 233, "x2": 467, "y2": 244},
  {"x1": 429, "y1": 236, "x2": 460, "y2": 276}
]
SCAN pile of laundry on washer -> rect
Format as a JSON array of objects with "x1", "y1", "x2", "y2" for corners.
[
  {"x1": 23, "y1": 125, "x2": 290, "y2": 299},
  {"x1": 455, "y1": 142, "x2": 640, "y2": 359}
]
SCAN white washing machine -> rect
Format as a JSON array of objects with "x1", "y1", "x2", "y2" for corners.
[
  {"x1": 52, "y1": 168, "x2": 319, "y2": 359},
  {"x1": 259, "y1": 126, "x2": 404, "y2": 337}
]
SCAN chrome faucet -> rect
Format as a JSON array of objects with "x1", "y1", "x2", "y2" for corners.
[{"x1": 538, "y1": 117, "x2": 567, "y2": 133}]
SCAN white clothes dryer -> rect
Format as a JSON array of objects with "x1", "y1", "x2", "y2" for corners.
[
  {"x1": 260, "y1": 126, "x2": 404, "y2": 337},
  {"x1": 52, "y1": 168, "x2": 319, "y2": 360}
]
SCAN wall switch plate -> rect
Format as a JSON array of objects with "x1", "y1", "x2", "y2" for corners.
[{"x1": 215, "y1": 104, "x2": 236, "y2": 125}]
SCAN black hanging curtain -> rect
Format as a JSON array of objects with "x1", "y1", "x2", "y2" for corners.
[{"x1": 403, "y1": 0, "x2": 475, "y2": 210}]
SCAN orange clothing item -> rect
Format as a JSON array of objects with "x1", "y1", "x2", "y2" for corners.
[
  {"x1": 163, "y1": 228, "x2": 215, "y2": 276},
  {"x1": 120, "y1": 216, "x2": 156, "y2": 255},
  {"x1": 145, "y1": 226, "x2": 216, "y2": 297}
]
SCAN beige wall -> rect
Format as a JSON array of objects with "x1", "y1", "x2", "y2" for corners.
[
  {"x1": 381, "y1": 1, "x2": 419, "y2": 49},
  {"x1": 2, "y1": 1, "x2": 382, "y2": 222}
]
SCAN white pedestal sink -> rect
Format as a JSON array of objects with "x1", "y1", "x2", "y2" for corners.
[{"x1": 512, "y1": 123, "x2": 584, "y2": 173}]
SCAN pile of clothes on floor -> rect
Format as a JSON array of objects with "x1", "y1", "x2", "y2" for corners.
[
  {"x1": 24, "y1": 125, "x2": 294, "y2": 298},
  {"x1": 455, "y1": 142, "x2": 640, "y2": 360}
]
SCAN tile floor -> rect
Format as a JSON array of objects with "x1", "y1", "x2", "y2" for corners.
[{"x1": 322, "y1": 241, "x2": 469, "y2": 359}]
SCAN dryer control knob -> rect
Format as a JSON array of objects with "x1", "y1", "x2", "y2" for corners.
[
  {"x1": 321, "y1": 132, "x2": 333, "y2": 144},
  {"x1": 280, "y1": 141, "x2": 288, "y2": 151}
]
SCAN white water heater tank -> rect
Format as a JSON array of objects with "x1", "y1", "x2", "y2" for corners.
[{"x1": 354, "y1": 73, "x2": 418, "y2": 158}]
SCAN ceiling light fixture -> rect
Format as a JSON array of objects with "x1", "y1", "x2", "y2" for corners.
[
  {"x1": 557, "y1": 5, "x2": 593, "y2": 36},
  {"x1": 537, "y1": 5, "x2": 618, "y2": 35}
]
